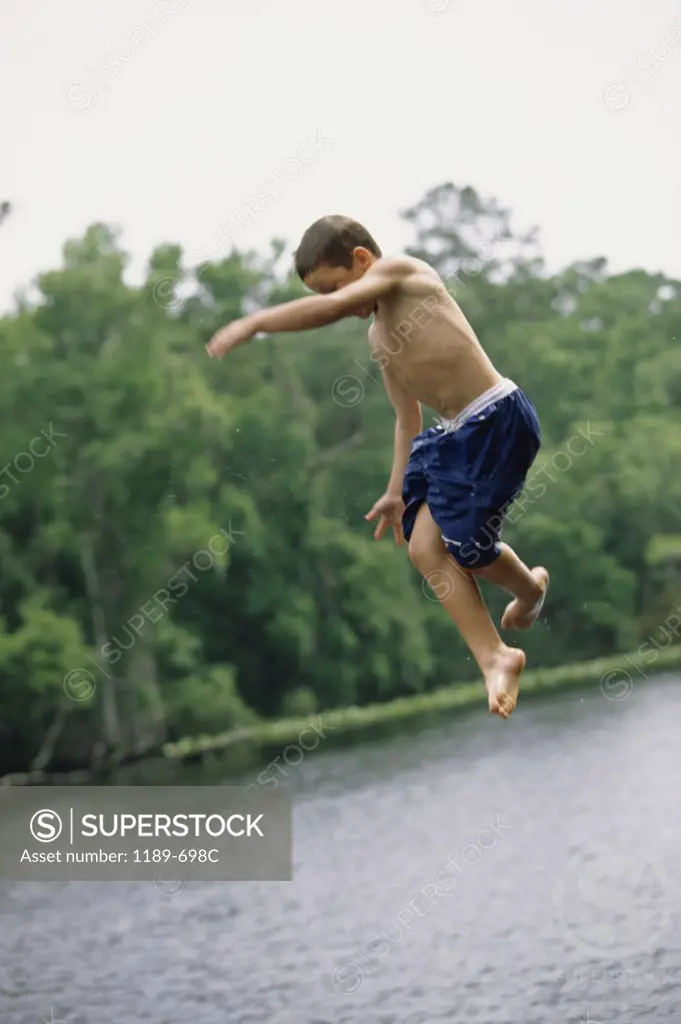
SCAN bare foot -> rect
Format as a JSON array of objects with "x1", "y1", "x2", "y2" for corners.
[
  {"x1": 486, "y1": 647, "x2": 526, "y2": 719},
  {"x1": 501, "y1": 567, "x2": 549, "y2": 630}
]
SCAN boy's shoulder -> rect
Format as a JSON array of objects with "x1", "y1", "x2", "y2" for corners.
[{"x1": 371, "y1": 254, "x2": 441, "y2": 285}]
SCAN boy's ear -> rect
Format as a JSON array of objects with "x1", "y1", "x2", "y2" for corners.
[{"x1": 353, "y1": 246, "x2": 374, "y2": 270}]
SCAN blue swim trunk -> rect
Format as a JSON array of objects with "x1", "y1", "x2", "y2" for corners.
[{"x1": 402, "y1": 379, "x2": 541, "y2": 569}]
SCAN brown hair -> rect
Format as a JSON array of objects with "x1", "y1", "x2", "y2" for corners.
[{"x1": 294, "y1": 215, "x2": 382, "y2": 279}]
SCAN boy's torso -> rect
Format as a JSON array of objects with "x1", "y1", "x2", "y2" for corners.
[{"x1": 369, "y1": 257, "x2": 502, "y2": 420}]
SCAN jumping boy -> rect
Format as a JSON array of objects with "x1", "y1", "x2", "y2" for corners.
[{"x1": 206, "y1": 215, "x2": 548, "y2": 719}]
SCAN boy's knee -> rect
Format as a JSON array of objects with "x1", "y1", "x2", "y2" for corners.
[{"x1": 408, "y1": 533, "x2": 441, "y2": 573}]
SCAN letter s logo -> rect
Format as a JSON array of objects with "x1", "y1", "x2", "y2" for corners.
[{"x1": 30, "y1": 809, "x2": 63, "y2": 842}]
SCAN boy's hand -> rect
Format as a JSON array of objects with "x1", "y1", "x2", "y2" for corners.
[
  {"x1": 365, "y1": 493, "x2": 405, "y2": 546},
  {"x1": 206, "y1": 317, "x2": 256, "y2": 358}
]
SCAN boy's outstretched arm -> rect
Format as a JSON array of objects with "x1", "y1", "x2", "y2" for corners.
[{"x1": 206, "y1": 258, "x2": 406, "y2": 357}]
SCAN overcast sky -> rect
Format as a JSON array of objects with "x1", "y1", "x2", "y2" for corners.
[{"x1": 2, "y1": 0, "x2": 680, "y2": 311}]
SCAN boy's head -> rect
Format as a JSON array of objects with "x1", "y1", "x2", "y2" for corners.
[{"x1": 294, "y1": 215, "x2": 382, "y2": 317}]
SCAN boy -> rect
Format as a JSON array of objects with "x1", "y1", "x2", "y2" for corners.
[{"x1": 207, "y1": 215, "x2": 548, "y2": 719}]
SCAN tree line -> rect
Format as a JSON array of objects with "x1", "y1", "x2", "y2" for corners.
[{"x1": 1, "y1": 182, "x2": 680, "y2": 776}]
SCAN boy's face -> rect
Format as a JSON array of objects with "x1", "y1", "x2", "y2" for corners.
[{"x1": 303, "y1": 247, "x2": 376, "y2": 319}]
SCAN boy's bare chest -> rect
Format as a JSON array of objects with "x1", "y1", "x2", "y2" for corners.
[
  {"x1": 368, "y1": 318, "x2": 405, "y2": 356},
  {"x1": 367, "y1": 318, "x2": 422, "y2": 392}
]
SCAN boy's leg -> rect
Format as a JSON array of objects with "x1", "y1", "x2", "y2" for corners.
[
  {"x1": 408, "y1": 503, "x2": 525, "y2": 719},
  {"x1": 471, "y1": 542, "x2": 549, "y2": 630}
]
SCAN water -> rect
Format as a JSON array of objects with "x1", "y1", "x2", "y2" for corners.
[{"x1": 2, "y1": 675, "x2": 681, "y2": 1023}]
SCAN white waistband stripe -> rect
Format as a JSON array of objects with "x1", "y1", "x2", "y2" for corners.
[{"x1": 437, "y1": 379, "x2": 517, "y2": 433}]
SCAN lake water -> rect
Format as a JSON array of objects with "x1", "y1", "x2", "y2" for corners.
[{"x1": 2, "y1": 674, "x2": 681, "y2": 1023}]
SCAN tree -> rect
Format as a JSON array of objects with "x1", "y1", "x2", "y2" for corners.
[{"x1": 0, "y1": 182, "x2": 678, "y2": 775}]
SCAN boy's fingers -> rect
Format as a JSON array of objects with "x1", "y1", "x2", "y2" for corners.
[
  {"x1": 365, "y1": 503, "x2": 384, "y2": 521},
  {"x1": 374, "y1": 516, "x2": 388, "y2": 539},
  {"x1": 393, "y1": 523, "x2": 404, "y2": 546}
]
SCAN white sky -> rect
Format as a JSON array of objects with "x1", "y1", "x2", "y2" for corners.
[{"x1": 1, "y1": 0, "x2": 681, "y2": 311}]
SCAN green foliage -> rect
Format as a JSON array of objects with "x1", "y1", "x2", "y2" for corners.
[
  {"x1": 1, "y1": 182, "x2": 679, "y2": 775},
  {"x1": 280, "y1": 687, "x2": 319, "y2": 718},
  {"x1": 166, "y1": 664, "x2": 259, "y2": 739}
]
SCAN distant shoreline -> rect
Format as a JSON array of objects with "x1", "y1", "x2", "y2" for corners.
[
  {"x1": 163, "y1": 643, "x2": 681, "y2": 761},
  {"x1": 3, "y1": 645, "x2": 680, "y2": 787}
]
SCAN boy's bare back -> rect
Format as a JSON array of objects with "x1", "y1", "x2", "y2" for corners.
[{"x1": 367, "y1": 256, "x2": 503, "y2": 420}]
